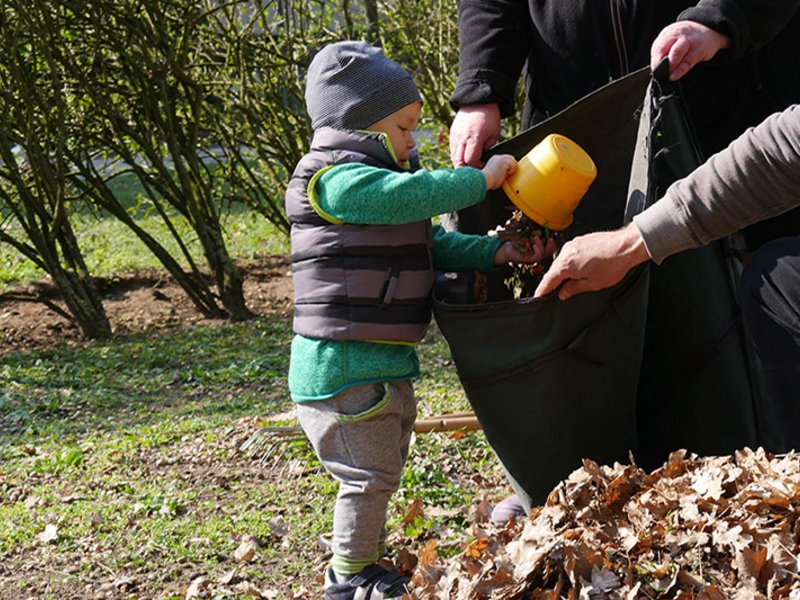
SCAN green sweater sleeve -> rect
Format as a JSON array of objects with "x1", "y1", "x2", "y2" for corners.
[
  {"x1": 432, "y1": 225, "x2": 502, "y2": 272},
  {"x1": 315, "y1": 162, "x2": 487, "y2": 224}
]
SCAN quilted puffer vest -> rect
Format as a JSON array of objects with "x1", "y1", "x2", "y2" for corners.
[{"x1": 285, "y1": 128, "x2": 434, "y2": 344}]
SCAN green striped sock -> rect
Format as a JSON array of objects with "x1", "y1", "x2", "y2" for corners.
[{"x1": 330, "y1": 553, "x2": 379, "y2": 576}]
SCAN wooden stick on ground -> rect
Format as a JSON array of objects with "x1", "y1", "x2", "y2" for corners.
[
  {"x1": 413, "y1": 412, "x2": 481, "y2": 433},
  {"x1": 240, "y1": 412, "x2": 483, "y2": 463}
]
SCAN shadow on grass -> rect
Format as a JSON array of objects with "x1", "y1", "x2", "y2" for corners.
[{"x1": 0, "y1": 316, "x2": 294, "y2": 444}]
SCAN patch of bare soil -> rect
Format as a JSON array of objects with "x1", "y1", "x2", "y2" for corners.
[{"x1": 0, "y1": 255, "x2": 294, "y2": 356}]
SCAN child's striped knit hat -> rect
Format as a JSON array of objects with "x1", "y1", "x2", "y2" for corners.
[{"x1": 305, "y1": 41, "x2": 421, "y2": 131}]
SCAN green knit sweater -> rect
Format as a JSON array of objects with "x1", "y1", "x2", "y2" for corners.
[{"x1": 289, "y1": 161, "x2": 501, "y2": 402}]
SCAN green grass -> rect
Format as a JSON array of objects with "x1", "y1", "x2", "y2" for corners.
[
  {"x1": 0, "y1": 314, "x2": 503, "y2": 598},
  {"x1": 0, "y1": 319, "x2": 292, "y2": 439},
  {"x1": 0, "y1": 316, "x2": 295, "y2": 589},
  {"x1": 0, "y1": 172, "x2": 289, "y2": 289},
  {"x1": 0, "y1": 169, "x2": 505, "y2": 597}
]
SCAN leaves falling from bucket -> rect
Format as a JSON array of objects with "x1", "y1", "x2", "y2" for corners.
[{"x1": 483, "y1": 209, "x2": 566, "y2": 300}]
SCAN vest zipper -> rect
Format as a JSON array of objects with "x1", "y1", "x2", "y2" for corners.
[{"x1": 378, "y1": 262, "x2": 400, "y2": 310}]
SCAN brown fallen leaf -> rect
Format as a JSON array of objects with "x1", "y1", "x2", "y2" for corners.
[
  {"x1": 217, "y1": 570, "x2": 240, "y2": 585},
  {"x1": 408, "y1": 448, "x2": 800, "y2": 598},
  {"x1": 471, "y1": 495, "x2": 494, "y2": 524},
  {"x1": 24, "y1": 495, "x2": 43, "y2": 509},
  {"x1": 234, "y1": 534, "x2": 258, "y2": 563},
  {"x1": 38, "y1": 523, "x2": 58, "y2": 544},
  {"x1": 185, "y1": 575, "x2": 210, "y2": 599},
  {"x1": 393, "y1": 548, "x2": 418, "y2": 574},
  {"x1": 417, "y1": 539, "x2": 438, "y2": 567},
  {"x1": 402, "y1": 498, "x2": 424, "y2": 527},
  {"x1": 234, "y1": 580, "x2": 263, "y2": 597},
  {"x1": 268, "y1": 515, "x2": 289, "y2": 538},
  {"x1": 57, "y1": 492, "x2": 85, "y2": 503}
]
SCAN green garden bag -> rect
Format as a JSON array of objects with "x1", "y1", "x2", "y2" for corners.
[{"x1": 433, "y1": 65, "x2": 762, "y2": 510}]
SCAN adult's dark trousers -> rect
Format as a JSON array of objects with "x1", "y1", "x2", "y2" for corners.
[{"x1": 741, "y1": 237, "x2": 800, "y2": 451}]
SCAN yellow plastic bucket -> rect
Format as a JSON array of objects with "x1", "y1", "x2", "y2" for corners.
[{"x1": 501, "y1": 134, "x2": 597, "y2": 231}]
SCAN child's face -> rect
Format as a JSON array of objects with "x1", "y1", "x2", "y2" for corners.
[{"x1": 366, "y1": 101, "x2": 422, "y2": 164}]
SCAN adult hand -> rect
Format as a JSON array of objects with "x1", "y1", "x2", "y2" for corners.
[
  {"x1": 494, "y1": 237, "x2": 558, "y2": 266},
  {"x1": 533, "y1": 223, "x2": 651, "y2": 300},
  {"x1": 450, "y1": 103, "x2": 501, "y2": 167},
  {"x1": 650, "y1": 20, "x2": 731, "y2": 81},
  {"x1": 481, "y1": 154, "x2": 517, "y2": 190}
]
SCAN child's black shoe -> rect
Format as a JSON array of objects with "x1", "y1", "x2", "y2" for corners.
[{"x1": 324, "y1": 564, "x2": 409, "y2": 599}]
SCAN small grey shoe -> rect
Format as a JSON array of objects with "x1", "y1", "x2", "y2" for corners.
[{"x1": 490, "y1": 494, "x2": 527, "y2": 526}]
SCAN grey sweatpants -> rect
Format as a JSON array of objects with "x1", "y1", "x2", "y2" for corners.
[{"x1": 296, "y1": 380, "x2": 417, "y2": 561}]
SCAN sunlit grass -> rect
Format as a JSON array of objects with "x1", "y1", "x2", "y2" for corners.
[
  {"x1": 0, "y1": 317, "x2": 503, "y2": 597},
  {"x1": 0, "y1": 172, "x2": 289, "y2": 290}
]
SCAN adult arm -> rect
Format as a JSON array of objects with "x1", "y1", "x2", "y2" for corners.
[
  {"x1": 448, "y1": 0, "x2": 530, "y2": 167},
  {"x1": 534, "y1": 104, "x2": 800, "y2": 299},
  {"x1": 649, "y1": 21, "x2": 730, "y2": 80},
  {"x1": 636, "y1": 104, "x2": 800, "y2": 263},
  {"x1": 652, "y1": 1, "x2": 800, "y2": 80},
  {"x1": 448, "y1": 0, "x2": 531, "y2": 117},
  {"x1": 680, "y1": 0, "x2": 800, "y2": 57},
  {"x1": 449, "y1": 104, "x2": 502, "y2": 168}
]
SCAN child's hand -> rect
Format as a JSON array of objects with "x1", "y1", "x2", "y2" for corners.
[
  {"x1": 481, "y1": 154, "x2": 517, "y2": 190},
  {"x1": 493, "y1": 238, "x2": 558, "y2": 266}
]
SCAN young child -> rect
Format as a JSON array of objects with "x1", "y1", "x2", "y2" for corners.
[{"x1": 286, "y1": 41, "x2": 545, "y2": 599}]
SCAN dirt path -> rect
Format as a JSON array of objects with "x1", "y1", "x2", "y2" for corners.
[{"x1": 0, "y1": 256, "x2": 294, "y2": 356}]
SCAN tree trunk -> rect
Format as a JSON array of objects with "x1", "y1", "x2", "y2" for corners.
[
  {"x1": 193, "y1": 212, "x2": 254, "y2": 321},
  {"x1": 29, "y1": 218, "x2": 112, "y2": 340},
  {"x1": 50, "y1": 268, "x2": 112, "y2": 339},
  {"x1": 364, "y1": 0, "x2": 380, "y2": 43}
]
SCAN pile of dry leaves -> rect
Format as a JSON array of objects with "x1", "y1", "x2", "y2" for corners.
[{"x1": 409, "y1": 447, "x2": 800, "y2": 599}]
